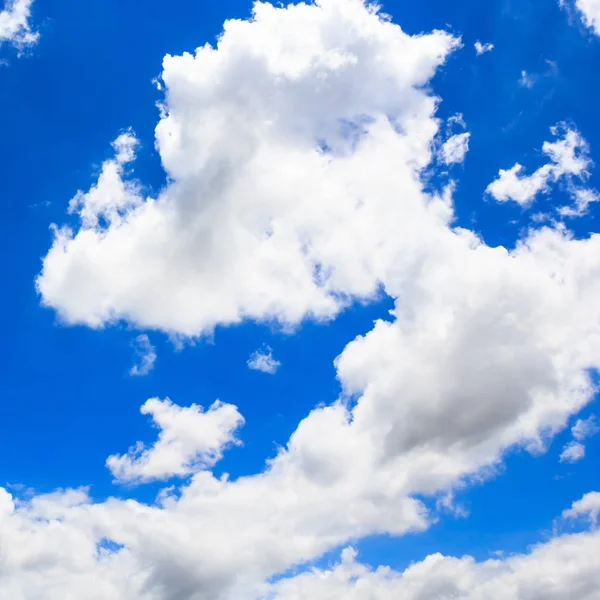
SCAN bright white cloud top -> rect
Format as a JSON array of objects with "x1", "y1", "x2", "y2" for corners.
[
  {"x1": 0, "y1": 0, "x2": 37, "y2": 47},
  {"x1": 11, "y1": 0, "x2": 600, "y2": 597}
]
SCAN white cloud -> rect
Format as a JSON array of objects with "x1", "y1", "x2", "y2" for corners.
[
  {"x1": 570, "y1": 0, "x2": 600, "y2": 35},
  {"x1": 560, "y1": 415, "x2": 599, "y2": 462},
  {"x1": 0, "y1": 0, "x2": 37, "y2": 47},
  {"x1": 129, "y1": 334, "x2": 157, "y2": 376},
  {"x1": 560, "y1": 440, "x2": 585, "y2": 463},
  {"x1": 440, "y1": 132, "x2": 470, "y2": 165},
  {"x1": 106, "y1": 398, "x2": 244, "y2": 483},
  {"x1": 247, "y1": 345, "x2": 281, "y2": 374},
  {"x1": 562, "y1": 491, "x2": 600, "y2": 526},
  {"x1": 486, "y1": 124, "x2": 595, "y2": 208},
  {"x1": 474, "y1": 40, "x2": 494, "y2": 55}
]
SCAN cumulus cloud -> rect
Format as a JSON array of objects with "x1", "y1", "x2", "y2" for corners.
[
  {"x1": 560, "y1": 441, "x2": 586, "y2": 463},
  {"x1": 106, "y1": 398, "x2": 244, "y2": 484},
  {"x1": 486, "y1": 124, "x2": 596, "y2": 208},
  {"x1": 0, "y1": 0, "x2": 37, "y2": 47},
  {"x1": 440, "y1": 132, "x2": 470, "y2": 165},
  {"x1": 247, "y1": 345, "x2": 281, "y2": 374},
  {"x1": 37, "y1": 0, "x2": 458, "y2": 336},
  {"x1": 129, "y1": 334, "x2": 157, "y2": 376},
  {"x1": 474, "y1": 40, "x2": 494, "y2": 54},
  {"x1": 17, "y1": 0, "x2": 600, "y2": 597}
]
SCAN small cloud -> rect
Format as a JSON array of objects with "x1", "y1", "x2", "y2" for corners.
[
  {"x1": 474, "y1": 40, "x2": 494, "y2": 55},
  {"x1": 130, "y1": 334, "x2": 157, "y2": 376},
  {"x1": 519, "y1": 70, "x2": 537, "y2": 89},
  {"x1": 247, "y1": 345, "x2": 281, "y2": 375},
  {"x1": 560, "y1": 441, "x2": 585, "y2": 463},
  {"x1": 572, "y1": 415, "x2": 600, "y2": 441},
  {"x1": 440, "y1": 132, "x2": 470, "y2": 165},
  {"x1": 559, "y1": 415, "x2": 598, "y2": 463}
]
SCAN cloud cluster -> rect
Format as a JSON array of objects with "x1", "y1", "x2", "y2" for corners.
[
  {"x1": 560, "y1": 415, "x2": 599, "y2": 463},
  {"x1": 16, "y1": 0, "x2": 600, "y2": 597},
  {"x1": 486, "y1": 124, "x2": 598, "y2": 213},
  {"x1": 0, "y1": 0, "x2": 37, "y2": 47}
]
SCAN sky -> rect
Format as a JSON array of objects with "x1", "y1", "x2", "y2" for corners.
[{"x1": 1, "y1": 0, "x2": 600, "y2": 598}]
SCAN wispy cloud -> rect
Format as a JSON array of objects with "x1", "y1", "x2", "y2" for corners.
[{"x1": 129, "y1": 334, "x2": 157, "y2": 376}]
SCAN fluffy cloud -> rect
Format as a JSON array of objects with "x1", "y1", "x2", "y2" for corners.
[
  {"x1": 130, "y1": 334, "x2": 157, "y2": 376},
  {"x1": 247, "y1": 345, "x2": 281, "y2": 374},
  {"x1": 486, "y1": 124, "x2": 595, "y2": 208},
  {"x1": 0, "y1": 0, "x2": 37, "y2": 47},
  {"x1": 106, "y1": 398, "x2": 244, "y2": 484},
  {"x1": 37, "y1": 0, "x2": 458, "y2": 336},
  {"x1": 474, "y1": 40, "x2": 494, "y2": 54}
]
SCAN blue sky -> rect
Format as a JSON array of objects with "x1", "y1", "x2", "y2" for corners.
[{"x1": 2, "y1": 0, "x2": 600, "y2": 598}]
